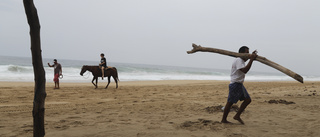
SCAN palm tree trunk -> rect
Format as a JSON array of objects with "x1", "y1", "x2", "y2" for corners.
[{"x1": 23, "y1": 0, "x2": 47, "y2": 136}]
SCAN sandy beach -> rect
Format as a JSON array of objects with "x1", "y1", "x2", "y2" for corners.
[{"x1": 0, "y1": 80, "x2": 319, "y2": 137}]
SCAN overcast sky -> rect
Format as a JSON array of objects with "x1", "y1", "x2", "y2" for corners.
[{"x1": 1, "y1": 0, "x2": 319, "y2": 76}]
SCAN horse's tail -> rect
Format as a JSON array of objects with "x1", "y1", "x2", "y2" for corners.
[{"x1": 113, "y1": 67, "x2": 120, "y2": 82}]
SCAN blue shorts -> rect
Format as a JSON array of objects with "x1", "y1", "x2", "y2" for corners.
[{"x1": 227, "y1": 83, "x2": 250, "y2": 103}]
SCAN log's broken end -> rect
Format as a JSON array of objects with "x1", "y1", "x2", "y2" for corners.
[
  {"x1": 186, "y1": 51, "x2": 194, "y2": 54},
  {"x1": 187, "y1": 43, "x2": 202, "y2": 54},
  {"x1": 192, "y1": 43, "x2": 201, "y2": 48},
  {"x1": 295, "y1": 74, "x2": 304, "y2": 83}
]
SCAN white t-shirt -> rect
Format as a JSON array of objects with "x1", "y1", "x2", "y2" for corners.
[{"x1": 230, "y1": 57, "x2": 246, "y2": 83}]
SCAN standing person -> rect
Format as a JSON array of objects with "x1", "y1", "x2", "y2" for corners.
[
  {"x1": 99, "y1": 53, "x2": 107, "y2": 80},
  {"x1": 221, "y1": 46, "x2": 257, "y2": 124},
  {"x1": 48, "y1": 59, "x2": 62, "y2": 89}
]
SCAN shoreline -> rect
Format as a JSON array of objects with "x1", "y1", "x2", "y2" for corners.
[
  {"x1": 0, "y1": 79, "x2": 315, "y2": 83},
  {"x1": 1, "y1": 80, "x2": 319, "y2": 137},
  {"x1": 0, "y1": 80, "x2": 316, "y2": 89}
]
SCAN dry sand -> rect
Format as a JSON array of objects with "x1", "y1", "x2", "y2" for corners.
[{"x1": 0, "y1": 80, "x2": 319, "y2": 137}]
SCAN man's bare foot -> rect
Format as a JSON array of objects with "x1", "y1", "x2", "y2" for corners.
[
  {"x1": 233, "y1": 116, "x2": 244, "y2": 124},
  {"x1": 221, "y1": 120, "x2": 232, "y2": 124}
]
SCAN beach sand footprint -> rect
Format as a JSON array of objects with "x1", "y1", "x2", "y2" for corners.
[
  {"x1": 205, "y1": 105, "x2": 239, "y2": 113},
  {"x1": 20, "y1": 124, "x2": 33, "y2": 134},
  {"x1": 267, "y1": 99, "x2": 295, "y2": 105},
  {"x1": 179, "y1": 119, "x2": 222, "y2": 131}
]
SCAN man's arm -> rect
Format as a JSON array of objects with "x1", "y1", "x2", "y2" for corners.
[
  {"x1": 240, "y1": 51, "x2": 258, "y2": 74},
  {"x1": 48, "y1": 63, "x2": 54, "y2": 67}
]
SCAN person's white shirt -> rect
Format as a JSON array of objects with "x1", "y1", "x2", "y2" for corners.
[{"x1": 230, "y1": 57, "x2": 246, "y2": 83}]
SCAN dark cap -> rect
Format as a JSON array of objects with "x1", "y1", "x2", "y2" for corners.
[{"x1": 53, "y1": 59, "x2": 57, "y2": 62}]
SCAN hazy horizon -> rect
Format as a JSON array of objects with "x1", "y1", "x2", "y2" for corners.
[{"x1": 1, "y1": 0, "x2": 319, "y2": 76}]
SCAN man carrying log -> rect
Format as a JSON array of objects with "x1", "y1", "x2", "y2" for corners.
[{"x1": 221, "y1": 46, "x2": 258, "y2": 124}]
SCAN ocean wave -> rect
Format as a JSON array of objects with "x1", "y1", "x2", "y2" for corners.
[
  {"x1": 1, "y1": 65, "x2": 33, "y2": 73},
  {"x1": 0, "y1": 58, "x2": 319, "y2": 82}
]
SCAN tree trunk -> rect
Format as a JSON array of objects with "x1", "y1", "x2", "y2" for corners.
[
  {"x1": 23, "y1": 0, "x2": 47, "y2": 136},
  {"x1": 187, "y1": 43, "x2": 303, "y2": 83}
]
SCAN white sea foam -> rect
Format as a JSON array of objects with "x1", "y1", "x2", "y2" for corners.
[{"x1": 0, "y1": 56, "x2": 318, "y2": 82}]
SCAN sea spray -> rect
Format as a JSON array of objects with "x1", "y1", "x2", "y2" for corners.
[{"x1": 0, "y1": 56, "x2": 318, "y2": 82}]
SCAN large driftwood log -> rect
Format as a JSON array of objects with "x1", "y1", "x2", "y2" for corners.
[
  {"x1": 187, "y1": 43, "x2": 303, "y2": 83},
  {"x1": 23, "y1": 0, "x2": 47, "y2": 136}
]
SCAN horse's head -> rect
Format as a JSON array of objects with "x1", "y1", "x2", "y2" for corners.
[{"x1": 80, "y1": 65, "x2": 88, "y2": 76}]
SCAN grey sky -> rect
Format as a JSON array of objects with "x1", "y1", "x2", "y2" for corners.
[{"x1": 1, "y1": 0, "x2": 319, "y2": 76}]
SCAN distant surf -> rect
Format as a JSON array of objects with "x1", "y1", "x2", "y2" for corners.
[{"x1": 0, "y1": 56, "x2": 318, "y2": 82}]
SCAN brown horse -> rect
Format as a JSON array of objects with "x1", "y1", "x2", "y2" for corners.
[{"x1": 80, "y1": 65, "x2": 119, "y2": 89}]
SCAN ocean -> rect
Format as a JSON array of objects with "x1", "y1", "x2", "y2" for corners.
[{"x1": 0, "y1": 55, "x2": 319, "y2": 82}]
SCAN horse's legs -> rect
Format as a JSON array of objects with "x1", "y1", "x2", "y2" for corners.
[
  {"x1": 91, "y1": 77, "x2": 95, "y2": 87},
  {"x1": 92, "y1": 77, "x2": 98, "y2": 88},
  {"x1": 113, "y1": 76, "x2": 118, "y2": 89},
  {"x1": 95, "y1": 77, "x2": 98, "y2": 88},
  {"x1": 105, "y1": 76, "x2": 111, "y2": 89}
]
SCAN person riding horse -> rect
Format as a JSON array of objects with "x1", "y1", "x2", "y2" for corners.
[
  {"x1": 80, "y1": 65, "x2": 119, "y2": 89},
  {"x1": 99, "y1": 53, "x2": 107, "y2": 80}
]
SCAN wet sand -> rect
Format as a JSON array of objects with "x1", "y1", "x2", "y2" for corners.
[{"x1": 0, "y1": 80, "x2": 319, "y2": 137}]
